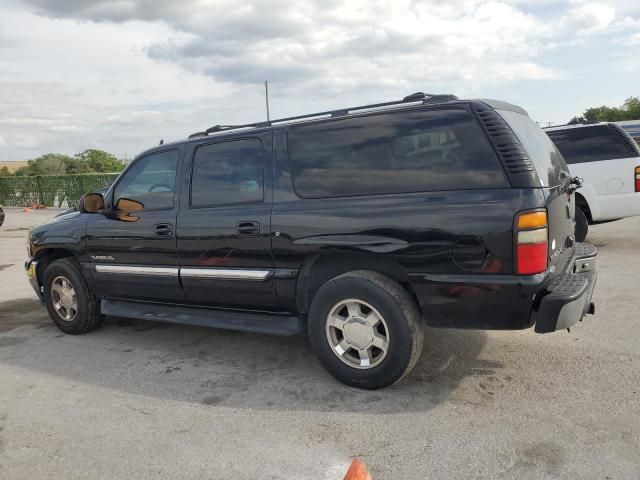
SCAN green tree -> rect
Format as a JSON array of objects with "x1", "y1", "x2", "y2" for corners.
[
  {"x1": 13, "y1": 165, "x2": 30, "y2": 176},
  {"x1": 623, "y1": 97, "x2": 640, "y2": 118},
  {"x1": 11, "y1": 150, "x2": 124, "y2": 176},
  {"x1": 73, "y1": 149, "x2": 124, "y2": 173},
  {"x1": 37, "y1": 153, "x2": 71, "y2": 175},
  {"x1": 0, "y1": 166, "x2": 11, "y2": 176},
  {"x1": 571, "y1": 97, "x2": 640, "y2": 123},
  {"x1": 11, "y1": 154, "x2": 72, "y2": 176}
]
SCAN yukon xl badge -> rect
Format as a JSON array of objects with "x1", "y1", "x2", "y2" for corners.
[{"x1": 91, "y1": 255, "x2": 115, "y2": 261}]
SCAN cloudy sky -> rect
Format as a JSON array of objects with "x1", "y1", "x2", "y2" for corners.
[{"x1": 0, "y1": 0, "x2": 638, "y2": 160}]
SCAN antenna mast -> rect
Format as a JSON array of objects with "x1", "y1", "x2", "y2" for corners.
[{"x1": 264, "y1": 81, "x2": 270, "y2": 122}]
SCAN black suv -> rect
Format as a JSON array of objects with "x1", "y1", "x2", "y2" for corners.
[{"x1": 25, "y1": 93, "x2": 597, "y2": 389}]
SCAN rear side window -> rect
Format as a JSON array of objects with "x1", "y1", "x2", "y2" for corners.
[
  {"x1": 191, "y1": 139, "x2": 264, "y2": 208},
  {"x1": 497, "y1": 109, "x2": 568, "y2": 187},
  {"x1": 288, "y1": 107, "x2": 508, "y2": 198},
  {"x1": 546, "y1": 125, "x2": 638, "y2": 164}
]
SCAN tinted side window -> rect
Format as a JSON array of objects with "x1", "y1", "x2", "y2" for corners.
[
  {"x1": 547, "y1": 126, "x2": 635, "y2": 164},
  {"x1": 497, "y1": 109, "x2": 568, "y2": 188},
  {"x1": 114, "y1": 150, "x2": 179, "y2": 211},
  {"x1": 191, "y1": 139, "x2": 264, "y2": 208},
  {"x1": 288, "y1": 107, "x2": 508, "y2": 198}
]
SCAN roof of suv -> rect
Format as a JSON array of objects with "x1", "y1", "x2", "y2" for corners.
[
  {"x1": 615, "y1": 120, "x2": 640, "y2": 137},
  {"x1": 546, "y1": 120, "x2": 640, "y2": 134},
  {"x1": 544, "y1": 122, "x2": 615, "y2": 132},
  {"x1": 137, "y1": 94, "x2": 529, "y2": 157}
]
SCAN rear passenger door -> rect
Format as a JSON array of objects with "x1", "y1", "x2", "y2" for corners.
[{"x1": 177, "y1": 133, "x2": 278, "y2": 310}]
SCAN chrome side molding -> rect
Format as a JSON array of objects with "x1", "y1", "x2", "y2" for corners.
[
  {"x1": 93, "y1": 264, "x2": 272, "y2": 281},
  {"x1": 180, "y1": 268, "x2": 273, "y2": 281},
  {"x1": 95, "y1": 265, "x2": 179, "y2": 277}
]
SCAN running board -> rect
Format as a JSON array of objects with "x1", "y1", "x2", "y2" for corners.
[{"x1": 101, "y1": 299, "x2": 305, "y2": 336}]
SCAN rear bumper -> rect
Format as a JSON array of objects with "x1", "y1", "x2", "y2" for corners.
[
  {"x1": 24, "y1": 258, "x2": 43, "y2": 301},
  {"x1": 407, "y1": 243, "x2": 597, "y2": 331},
  {"x1": 533, "y1": 243, "x2": 597, "y2": 333}
]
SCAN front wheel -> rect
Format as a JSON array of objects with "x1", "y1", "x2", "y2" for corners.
[
  {"x1": 308, "y1": 271, "x2": 424, "y2": 389},
  {"x1": 43, "y1": 258, "x2": 104, "y2": 334}
]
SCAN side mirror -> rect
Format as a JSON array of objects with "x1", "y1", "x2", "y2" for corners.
[
  {"x1": 115, "y1": 197, "x2": 144, "y2": 212},
  {"x1": 78, "y1": 193, "x2": 105, "y2": 214}
]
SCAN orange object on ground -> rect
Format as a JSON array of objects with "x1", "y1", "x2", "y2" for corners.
[
  {"x1": 343, "y1": 459, "x2": 372, "y2": 480},
  {"x1": 22, "y1": 208, "x2": 31, "y2": 213}
]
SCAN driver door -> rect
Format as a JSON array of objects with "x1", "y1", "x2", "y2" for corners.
[{"x1": 86, "y1": 148, "x2": 184, "y2": 303}]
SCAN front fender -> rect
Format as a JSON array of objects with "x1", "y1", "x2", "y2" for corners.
[{"x1": 28, "y1": 213, "x2": 88, "y2": 259}]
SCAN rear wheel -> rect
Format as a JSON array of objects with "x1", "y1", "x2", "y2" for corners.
[
  {"x1": 575, "y1": 207, "x2": 589, "y2": 242},
  {"x1": 308, "y1": 271, "x2": 424, "y2": 389},
  {"x1": 43, "y1": 258, "x2": 104, "y2": 334}
]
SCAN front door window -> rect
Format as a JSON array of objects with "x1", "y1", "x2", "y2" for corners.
[{"x1": 113, "y1": 151, "x2": 179, "y2": 211}]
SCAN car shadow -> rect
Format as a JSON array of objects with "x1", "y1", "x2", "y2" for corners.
[{"x1": 0, "y1": 298, "x2": 503, "y2": 413}]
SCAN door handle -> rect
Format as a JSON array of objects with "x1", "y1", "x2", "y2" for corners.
[
  {"x1": 237, "y1": 221, "x2": 260, "y2": 235},
  {"x1": 155, "y1": 223, "x2": 173, "y2": 236}
]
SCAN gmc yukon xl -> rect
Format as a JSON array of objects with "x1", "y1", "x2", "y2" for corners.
[{"x1": 25, "y1": 93, "x2": 597, "y2": 389}]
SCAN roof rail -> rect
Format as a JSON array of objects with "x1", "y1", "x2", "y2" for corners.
[
  {"x1": 543, "y1": 120, "x2": 601, "y2": 129},
  {"x1": 188, "y1": 131, "x2": 208, "y2": 139},
  {"x1": 188, "y1": 92, "x2": 458, "y2": 139}
]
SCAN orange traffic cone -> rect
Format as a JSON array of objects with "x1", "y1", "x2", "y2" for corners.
[{"x1": 343, "y1": 459, "x2": 372, "y2": 480}]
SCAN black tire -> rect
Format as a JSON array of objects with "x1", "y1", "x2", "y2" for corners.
[
  {"x1": 575, "y1": 207, "x2": 589, "y2": 242},
  {"x1": 308, "y1": 270, "x2": 424, "y2": 389},
  {"x1": 43, "y1": 257, "x2": 104, "y2": 334}
]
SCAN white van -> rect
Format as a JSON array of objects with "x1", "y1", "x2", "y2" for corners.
[{"x1": 545, "y1": 123, "x2": 640, "y2": 240}]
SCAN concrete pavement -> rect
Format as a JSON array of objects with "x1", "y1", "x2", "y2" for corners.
[{"x1": 0, "y1": 207, "x2": 638, "y2": 479}]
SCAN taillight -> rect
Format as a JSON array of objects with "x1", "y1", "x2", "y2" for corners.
[
  {"x1": 635, "y1": 166, "x2": 640, "y2": 193},
  {"x1": 516, "y1": 210, "x2": 548, "y2": 275}
]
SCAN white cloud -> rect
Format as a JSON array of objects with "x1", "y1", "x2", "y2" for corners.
[
  {"x1": 619, "y1": 32, "x2": 640, "y2": 45},
  {"x1": 0, "y1": 0, "x2": 636, "y2": 158},
  {"x1": 11, "y1": 0, "x2": 564, "y2": 96},
  {"x1": 569, "y1": 0, "x2": 640, "y2": 16},
  {"x1": 572, "y1": 2, "x2": 616, "y2": 32}
]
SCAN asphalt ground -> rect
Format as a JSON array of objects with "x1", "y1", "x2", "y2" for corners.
[{"x1": 0, "y1": 207, "x2": 638, "y2": 479}]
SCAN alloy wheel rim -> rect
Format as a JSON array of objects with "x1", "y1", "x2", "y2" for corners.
[
  {"x1": 325, "y1": 298, "x2": 390, "y2": 369},
  {"x1": 50, "y1": 275, "x2": 78, "y2": 322}
]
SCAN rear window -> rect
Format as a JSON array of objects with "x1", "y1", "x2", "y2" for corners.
[
  {"x1": 546, "y1": 125, "x2": 638, "y2": 164},
  {"x1": 288, "y1": 107, "x2": 508, "y2": 198},
  {"x1": 497, "y1": 109, "x2": 568, "y2": 187}
]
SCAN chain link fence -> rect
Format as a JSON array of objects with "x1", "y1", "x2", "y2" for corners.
[{"x1": 0, "y1": 173, "x2": 119, "y2": 208}]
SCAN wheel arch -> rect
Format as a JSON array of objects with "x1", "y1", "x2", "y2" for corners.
[
  {"x1": 295, "y1": 253, "x2": 421, "y2": 317},
  {"x1": 575, "y1": 192, "x2": 593, "y2": 224},
  {"x1": 574, "y1": 183, "x2": 600, "y2": 222},
  {"x1": 34, "y1": 248, "x2": 76, "y2": 289}
]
